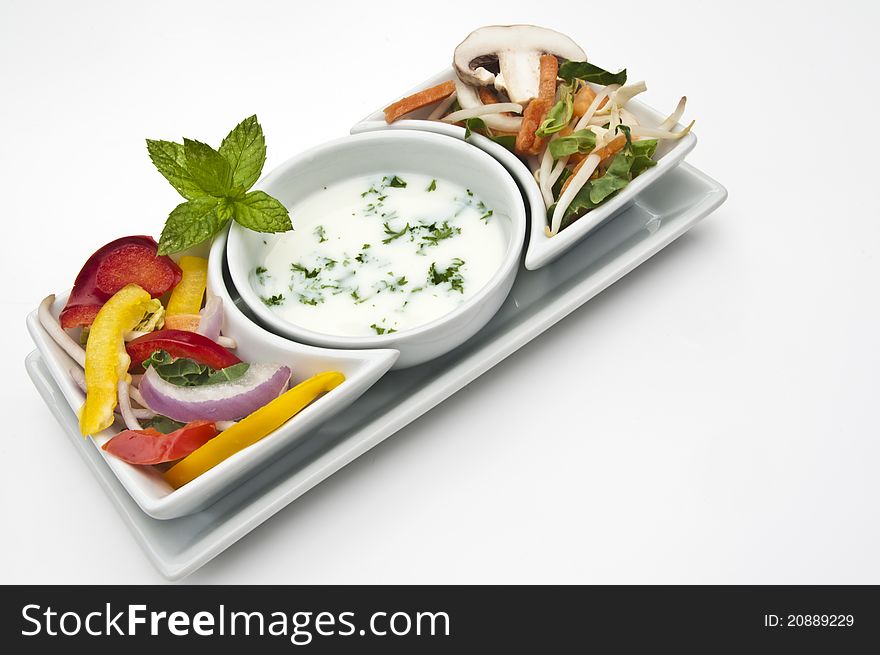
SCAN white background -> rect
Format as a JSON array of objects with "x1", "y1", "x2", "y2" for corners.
[{"x1": 2, "y1": 0, "x2": 878, "y2": 583}]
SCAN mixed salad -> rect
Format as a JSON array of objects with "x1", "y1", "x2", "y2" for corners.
[
  {"x1": 38, "y1": 117, "x2": 342, "y2": 489},
  {"x1": 383, "y1": 25, "x2": 693, "y2": 236}
]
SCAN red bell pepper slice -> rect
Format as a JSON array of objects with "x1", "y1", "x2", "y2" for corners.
[
  {"x1": 126, "y1": 329, "x2": 241, "y2": 371},
  {"x1": 60, "y1": 236, "x2": 182, "y2": 329},
  {"x1": 102, "y1": 420, "x2": 219, "y2": 465}
]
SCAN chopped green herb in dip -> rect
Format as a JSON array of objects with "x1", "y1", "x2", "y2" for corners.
[{"x1": 254, "y1": 173, "x2": 506, "y2": 337}]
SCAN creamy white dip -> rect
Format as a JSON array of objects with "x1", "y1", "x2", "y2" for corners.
[{"x1": 253, "y1": 173, "x2": 507, "y2": 337}]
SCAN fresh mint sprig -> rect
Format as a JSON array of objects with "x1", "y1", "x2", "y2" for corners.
[{"x1": 147, "y1": 115, "x2": 291, "y2": 255}]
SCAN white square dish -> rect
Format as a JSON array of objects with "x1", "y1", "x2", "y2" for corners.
[
  {"x1": 352, "y1": 68, "x2": 698, "y2": 271},
  {"x1": 25, "y1": 232, "x2": 399, "y2": 519},
  {"x1": 26, "y1": 162, "x2": 726, "y2": 578}
]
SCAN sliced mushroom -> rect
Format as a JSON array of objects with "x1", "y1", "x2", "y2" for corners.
[{"x1": 453, "y1": 25, "x2": 586, "y2": 105}]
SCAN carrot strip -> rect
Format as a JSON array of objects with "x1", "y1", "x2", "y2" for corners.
[
  {"x1": 515, "y1": 98, "x2": 551, "y2": 155},
  {"x1": 515, "y1": 55, "x2": 559, "y2": 156},
  {"x1": 538, "y1": 55, "x2": 559, "y2": 100},
  {"x1": 593, "y1": 133, "x2": 627, "y2": 162},
  {"x1": 384, "y1": 80, "x2": 456, "y2": 123}
]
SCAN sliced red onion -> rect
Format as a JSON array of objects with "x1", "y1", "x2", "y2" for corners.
[
  {"x1": 196, "y1": 292, "x2": 223, "y2": 341},
  {"x1": 139, "y1": 363, "x2": 291, "y2": 422}
]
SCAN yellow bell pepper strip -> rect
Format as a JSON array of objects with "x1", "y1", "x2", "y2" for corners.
[
  {"x1": 79, "y1": 284, "x2": 152, "y2": 436},
  {"x1": 166, "y1": 256, "x2": 208, "y2": 316},
  {"x1": 164, "y1": 371, "x2": 345, "y2": 488}
]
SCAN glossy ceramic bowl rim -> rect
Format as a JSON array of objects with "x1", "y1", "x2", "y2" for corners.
[{"x1": 227, "y1": 130, "x2": 526, "y2": 348}]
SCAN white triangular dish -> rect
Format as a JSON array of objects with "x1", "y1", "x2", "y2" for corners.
[
  {"x1": 25, "y1": 226, "x2": 398, "y2": 519},
  {"x1": 352, "y1": 68, "x2": 698, "y2": 270}
]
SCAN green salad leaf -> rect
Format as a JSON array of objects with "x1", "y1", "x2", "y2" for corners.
[
  {"x1": 535, "y1": 87, "x2": 573, "y2": 138},
  {"x1": 148, "y1": 116, "x2": 291, "y2": 255},
  {"x1": 547, "y1": 135, "x2": 659, "y2": 231},
  {"x1": 548, "y1": 129, "x2": 597, "y2": 159},
  {"x1": 205, "y1": 362, "x2": 250, "y2": 384},
  {"x1": 143, "y1": 349, "x2": 250, "y2": 387},
  {"x1": 141, "y1": 415, "x2": 187, "y2": 434},
  {"x1": 559, "y1": 61, "x2": 627, "y2": 86},
  {"x1": 463, "y1": 117, "x2": 517, "y2": 151},
  {"x1": 630, "y1": 139, "x2": 659, "y2": 176}
]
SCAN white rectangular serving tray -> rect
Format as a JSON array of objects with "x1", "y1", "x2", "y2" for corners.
[{"x1": 25, "y1": 162, "x2": 727, "y2": 579}]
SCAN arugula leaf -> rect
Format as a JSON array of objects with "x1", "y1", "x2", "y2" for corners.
[
  {"x1": 559, "y1": 61, "x2": 627, "y2": 86},
  {"x1": 548, "y1": 130, "x2": 597, "y2": 159},
  {"x1": 141, "y1": 415, "x2": 186, "y2": 434},
  {"x1": 205, "y1": 362, "x2": 250, "y2": 385},
  {"x1": 233, "y1": 190, "x2": 292, "y2": 233},
  {"x1": 219, "y1": 115, "x2": 266, "y2": 190},
  {"x1": 146, "y1": 140, "x2": 205, "y2": 200},
  {"x1": 535, "y1": 88, "x2": 573, "y2": 138},
  {"x1": 183, "y1": 138, "x2": 232, "y2": 196},
  {"x1": 157, "y1": 197, "x2": 224, "y2": 255}
]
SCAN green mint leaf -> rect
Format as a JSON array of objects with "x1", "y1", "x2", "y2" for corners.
[
  {"x1": 232, "y1": 190, "x2": 292, "y2": 233},
  {"x1": 427, "y1": 179, "x2": 437, "y2": 192},
  {"x1": 387, "y1": 175, "x2": 407, "y2": 188},
  {"x1": 261, "y1": 294, "x2": 285, "y2": 306},
  {"x1": 157, "y1": 197, "x2": 224, "y2": 255},
  {"x1": 215, "y1": 198, "x2": 235, "y2": 221},
  {"x1": 219, "y1": 115, "x2": 266, "y2": 191},
  {"x1": 146, "y1": 139, "x2": 206, "y2": 200},
  {"x1": 183, "y1": 138, "x2": 232, "y2": 196},
  {"x1": 204, "y1": 362, "x2": 250, "y2": 385},
  {"x1": 558, "y1": 61, "x2": 627, "y2": 86}
]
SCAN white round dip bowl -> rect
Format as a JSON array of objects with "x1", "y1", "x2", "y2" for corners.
[{"x1": 227, "y1": 130, "x2": 526, "y2": 368}]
